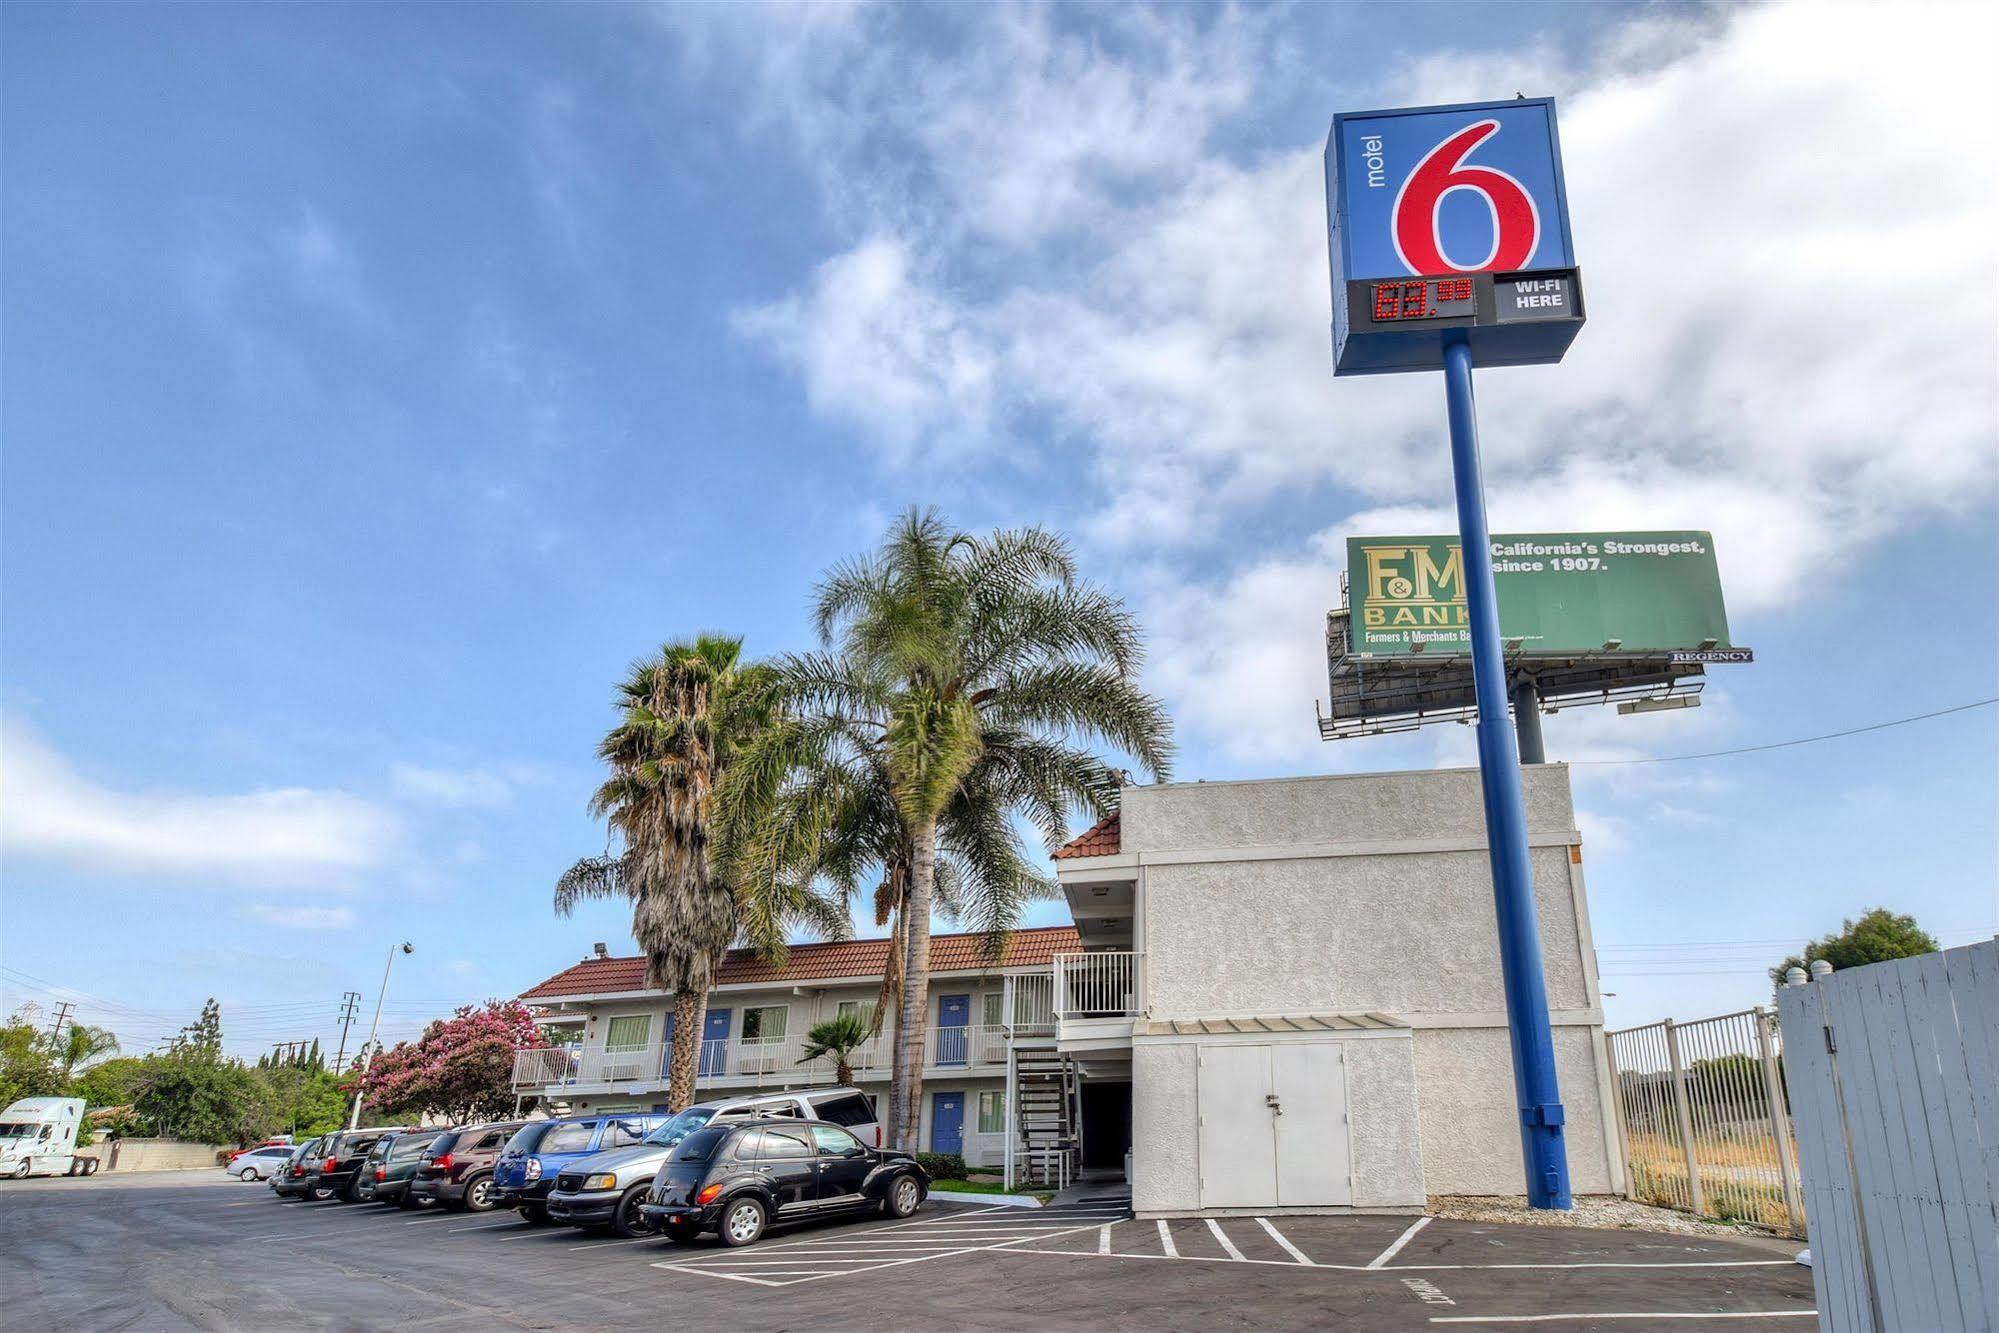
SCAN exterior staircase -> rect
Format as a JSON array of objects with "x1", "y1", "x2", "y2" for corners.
[{"x1": 1008, "y1": 1042, "x2": 1078, "y2": 1189}]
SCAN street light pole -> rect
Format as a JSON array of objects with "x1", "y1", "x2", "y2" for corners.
[{"x1": 348, "y1": 942, "x2": 412, "y2": 1130}]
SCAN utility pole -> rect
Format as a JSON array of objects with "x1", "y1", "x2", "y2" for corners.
[
  {"x1": 333, "y1": 991, "x2": 362, "y2": 1072},
  {"x1": 348, "y1": 943, "x2": 412, "y2": 1130},
  {"x1": 48, "y1": 1002, "x2": 74, "y2": 1039}
]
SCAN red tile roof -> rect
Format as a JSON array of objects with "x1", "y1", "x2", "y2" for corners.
[
  {"x1": 1053, "y1": 812, "x2": 1120, "y2": 859},
  {"x1": 520, "y1": 925, "x2": 1082, "y2": 1002}
]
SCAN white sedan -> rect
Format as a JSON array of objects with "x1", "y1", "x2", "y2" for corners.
[{"x1": 225, "y1": 1145, "x2": 296, "y2": 1181}]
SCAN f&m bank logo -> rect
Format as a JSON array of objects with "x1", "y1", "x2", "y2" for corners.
[{"x1": 1360, "y1": 542, "x2": 1467, "y2": 636}]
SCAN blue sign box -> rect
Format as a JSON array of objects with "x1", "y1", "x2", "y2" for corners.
[{"x1": 1326, "y1": 99, "x2": 1583, "y2": 375}]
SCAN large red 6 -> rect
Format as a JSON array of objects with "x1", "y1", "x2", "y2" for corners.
[{"x1": 1391, "y1": 120, "x2": 1539, "y2": 274}]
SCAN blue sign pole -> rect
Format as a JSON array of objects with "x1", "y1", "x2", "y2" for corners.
[{"x1": 1442, "y1": 337, "x2": 1572, "y2": 1209}]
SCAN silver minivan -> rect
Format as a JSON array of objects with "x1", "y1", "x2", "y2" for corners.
[{"x1": 544, "y1": 1087, "x2": 879, "y2": 1237}]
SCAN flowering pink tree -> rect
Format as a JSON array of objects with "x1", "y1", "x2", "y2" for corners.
[{"x1": 352, "y1": 1000, "x2": 546, "y2": 1124}]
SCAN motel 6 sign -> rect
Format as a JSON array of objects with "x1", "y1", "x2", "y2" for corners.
[{"x1": 1325, "y1": 98, "x2": 1585, "y2": 375}]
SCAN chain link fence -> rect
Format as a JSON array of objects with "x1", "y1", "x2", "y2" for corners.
[{"x1": 1605, "y1": 1008, "x2": 1806, "y2": 1236}]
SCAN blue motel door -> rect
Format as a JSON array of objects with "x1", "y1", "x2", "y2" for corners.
[
  {"x1": 937, "y1": 994, "x2": 970, "y2": 1066},
  {"x1": 931, "y1": 1091, "x2": 964, "y2": 1156},
  {"x1": 700, "y1": 1008, "x2": 731, "y2": 1077},
  {"x1": 659, "y1": 1011, "x2": 676, "y2": 1080}
]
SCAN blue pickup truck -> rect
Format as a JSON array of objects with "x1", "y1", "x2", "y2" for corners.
[{"x1": 492, "y1": 1114, "x2": 670, "y2": 1224}]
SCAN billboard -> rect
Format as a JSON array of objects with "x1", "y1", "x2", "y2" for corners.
[
  {"x1": 1325, "y1": 99, "x2": 1584, "y2": 375},
  {"x1": 1347, "y1": 531, "x2": 1739, "y2": 658}
]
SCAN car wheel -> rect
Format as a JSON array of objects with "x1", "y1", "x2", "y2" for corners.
[
  {"x1": 12, "y1": 1161, "x2": 30, "y2": 1179},
  {"x1": 660, "y1": 1219, "x2": 700, "y2": 1245},
  {"x1": 520, "y1": 1202, "x2": 553, "y2": 1226},
  {"x1": 611, "y1": 1186, "x2": 657, "y2": 1239},
  {"x1": 718, "y1": 1196, "x2": 766, "y2": 1248},
  {"x1": 883, "y1": 1173, "x2": 924, "y2": 1218},
  {"x1": 307, "y1": 1185, "x2": 328, "y2": 1200},
  {"x1": 461, "y1": 1175, "x2": 496, "y2": 1212},
  {"x1": 238, "y1": 1167, "x2": 260, "y2": 1182}
]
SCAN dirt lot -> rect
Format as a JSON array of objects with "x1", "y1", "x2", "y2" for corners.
[{"x1": 0, "y1": 1170, "x2": 1816, "y2": 1330}]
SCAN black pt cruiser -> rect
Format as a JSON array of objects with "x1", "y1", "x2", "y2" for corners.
[{"x1": 640, "y1": 1120, "x2": 928, "y2": 1247}]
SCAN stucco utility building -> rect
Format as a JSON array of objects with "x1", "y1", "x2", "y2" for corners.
[{"x1": 513, "y1": 763, "x2": 1622, "y2": 1215}]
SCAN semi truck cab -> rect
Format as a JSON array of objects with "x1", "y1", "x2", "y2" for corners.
[{"x1": 0, "y1": 1097, "x2": 96, "y2": 1178}]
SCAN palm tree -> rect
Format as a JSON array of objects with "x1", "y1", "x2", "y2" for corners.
[
  {"x1": 556, "y1": 636, "x2": 843, "y2": 1111},
  {"x1": 56, "y1": 1023, "x2": 118, "y2": 1076},
  {"x1": 723, "y1": 510, "x2": 1172, "y2": 1149},
  {"x1": 796, "y1": 1013, "x2": 872, "y2": 1086}
]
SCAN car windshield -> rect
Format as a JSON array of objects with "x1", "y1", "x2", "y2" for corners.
[
  {"x1": 642, "y1": 1108, "x2": 713, "y2": 1146},
  {"x1": 537, "y1": 1122, "x2": 595, "y2": 1154},
  {"x1": 673, "y1": 1126, "x2": 731, "y2": 1162},
  {"x1": 0, "y1": 1122, "x2": 38, "y2": 1139}
]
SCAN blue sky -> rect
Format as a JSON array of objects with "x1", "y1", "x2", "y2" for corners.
[{"x1": 3, "y1": 1, "x2": 1994, "y2": 1060}]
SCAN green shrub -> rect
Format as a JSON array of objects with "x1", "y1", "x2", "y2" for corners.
[{"x1": 914, "y1": 1152, "x2": 967, "y2": 1180}]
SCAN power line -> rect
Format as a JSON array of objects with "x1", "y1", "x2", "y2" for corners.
[{"x1": 1572, "y1": 697, "x2": 1998, "y2": 766}]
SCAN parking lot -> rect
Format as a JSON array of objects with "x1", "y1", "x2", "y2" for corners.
[{"x1": 2, "y1": 1171, "x2": 1816, "y2": 1329}]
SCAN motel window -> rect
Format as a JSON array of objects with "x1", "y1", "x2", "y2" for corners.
[
  {"x1": 981, "y1": 994, "x2": 1004, "y2": 1029},
  {"x1": 742, "y1": 1005, "x2": 788, "y2": 1042},
  {"x1": 603, "y1": 1015, "x2": 650, "y2": 1050},
  {"x1": 977, "y1": 1091, "x2": 1005, "y2": 1135}
]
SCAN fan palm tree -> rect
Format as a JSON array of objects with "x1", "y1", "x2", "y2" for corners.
[
  {"x1": 555, "y1": 636, "x2": 844, "y2": 1110},
  {"x1": 56, "y1": 1023, "x2": 118, "y2": 1076},
  {"x1": 796, "y1": 1013, "x2": 872, "y2": 1086},
  {"x1": 721, "y1": 510, "x2": 1172, "y2": 1149}
]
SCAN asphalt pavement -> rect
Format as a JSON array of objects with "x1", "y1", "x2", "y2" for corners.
[{"x1": 1, "y1": 1169, "x2": 1816, "y2": 1330}]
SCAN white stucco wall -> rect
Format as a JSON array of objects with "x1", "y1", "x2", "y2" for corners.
[
  {"x1": 1120, "y1": 765, "x2": 1616, "y2": 1203},
  {"x1": 1130, "y1": 1042, "x2": 1198, "y2": 1215}
]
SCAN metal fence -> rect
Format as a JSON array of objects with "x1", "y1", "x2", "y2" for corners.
[{"x1": 1605, "y1": 1007, "x2": 1806, "y2": 1236}]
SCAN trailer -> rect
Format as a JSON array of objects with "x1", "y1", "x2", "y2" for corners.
[{"x1": 0, "y1": 1097, "x2": 99, "y2": 1178}]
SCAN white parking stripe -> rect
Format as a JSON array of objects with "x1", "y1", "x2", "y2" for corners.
[
  {"x1": 1368, "y1": 1216, "x2": 1432, "y2": 1268},
  {"x1": 990, "y1": 1246, "x2": 1798, "y2": 1275},
  {"x1": 1098, "y1": 1223, "x2": 1115, "y2": 1254},
  {"x1": 652, "y1": 1212, "x2": 1121, "y2": 1288},
  {"x1": 1155, "y1": 1219, "x2": 1178, "y2": 1258},
  {"x1": 1256, "y1": 1217, "x2": 1314, "y2": 1265},
  {"x1": 446, "y1": 1220, "x2": 531, "y2": 1234},
  {"x1": 1205, "y1": 1218, "x2": 1246, "y2": 1261},
  {"x1": 1428, "y1": 1313, "x2": 1816, "y2": 1325}
]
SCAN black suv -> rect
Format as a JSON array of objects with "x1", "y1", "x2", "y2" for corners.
[
  {"x1": 640, "y1": 1120, "x2": 928, "y2": 1247},
  {"x1": 311, "y1": 1127, "x2": 413, "y2": 1202}
]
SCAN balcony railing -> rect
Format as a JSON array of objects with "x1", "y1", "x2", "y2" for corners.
[
  {"x1": 1053, "y1": 950, "x2": 1141, "y2": 1019},
  {"x1": 510, "y1": 1023, "x2": 1015, "y2": 1091}
]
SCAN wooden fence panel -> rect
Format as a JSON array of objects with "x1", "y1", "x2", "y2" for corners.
[{"x1": 1778, "y1": 938, "x2": 1998, "y2": 1333}]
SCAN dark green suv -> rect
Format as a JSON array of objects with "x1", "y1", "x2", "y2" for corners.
[{"x1": 354, "y1": 1129, "x2": 448, "y2": 1208}]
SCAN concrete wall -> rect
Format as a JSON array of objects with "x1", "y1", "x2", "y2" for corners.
[
  {"x1": 1122, "y1": 765, "x2": 1617, "y2": 1201},
  {"x1": 78, "y1": 1138, "x2": 230, "y2": 1172}
]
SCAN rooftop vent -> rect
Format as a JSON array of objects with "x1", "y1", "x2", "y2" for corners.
[{"x1": 591, "y1": 942, "x2": 609, "y2": 960}]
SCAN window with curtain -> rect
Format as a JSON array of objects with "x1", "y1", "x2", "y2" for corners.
[
  {"x1": 603, "y1": 1015, "x2": 650, "y2": 1050},
  {"x1": 977, "y1": 1090, "x2": 1006, "y2": 1135},
  {"x1": 741, "y1": 1005, "x2": 788, "y2": 1041},
  {"x1": 836, "y1": 999, "x2": 876, "y2": 1025},
  {"x1": 981, "y1": 993, "x2": 1003, "y2": 1029}
]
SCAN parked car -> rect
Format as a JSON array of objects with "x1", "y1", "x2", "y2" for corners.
[
  {"x1": 311, "y1": 1127, "x2": 414, "y2": 1202},
  {"x1": 353, "y1": 1129, "x2": 448, "y2": 1207},
  {"x1": 492, "y1": 1113, "x2": 670, "y2": 1224},
  {"x1": 545, "y1": 1088, "x2": 882, "y2": 1238},
  {"x1": 225, "y1": 1144, "x2": 297, "y2": 1181},
  {"x1": 640, "y1": 1120, "x2": 927, "y2": 1247},
  {"x1": 271, "y1": 1137, "x2": 327, "y2": 1199},
  {"x1": 407, "y1": 1120, "x2": 524, "y2": 1212}
]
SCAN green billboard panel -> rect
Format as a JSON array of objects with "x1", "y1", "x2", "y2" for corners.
[{"x1": 1347, "y1": 531, "x2": 1734, "y2": 657}]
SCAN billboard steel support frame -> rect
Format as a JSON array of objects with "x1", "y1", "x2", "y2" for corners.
[{"x1": 1443, "y1": 337, "x2": 1572, "y2": 1209}]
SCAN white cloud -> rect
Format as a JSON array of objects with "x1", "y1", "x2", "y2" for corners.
[
  {"x1": 1, "y1": 718, "x2": 400, "y2": 887},
  {"x1": 388, "y1": 761, "x2": 524, "y2": 810},
  {"x1": 720, "y1": 0, "x2": 1997, "y2": 761},
  {"x1": 243, "y1": 902, "x2": 357, "y2": 930}
]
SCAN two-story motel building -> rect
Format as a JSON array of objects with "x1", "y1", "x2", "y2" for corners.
[{"x1": 513, "y1": 763, "x2": 1626, "y2": 1213}]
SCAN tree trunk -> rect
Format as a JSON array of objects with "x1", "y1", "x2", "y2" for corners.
[
  {"x1": 837, "y1": 1058, "x2": 853, "y2": 1088},
  {"x1": 889, "y1": 817, "x2": 937, "y2": 1151},
  {"x1": 667, "y1": 988, "x2": 707, "y2": 1111}
]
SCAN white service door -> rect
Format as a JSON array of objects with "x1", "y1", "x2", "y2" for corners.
[
  {"x1": 1197, "y1": 1044, "x2": 1278, "y2": 1209},
  {"x1": 1272, "y1": 1042, "x2": 1352, "y2": 1207}
]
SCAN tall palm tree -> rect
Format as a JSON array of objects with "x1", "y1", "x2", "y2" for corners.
[
  {"x1": 56, "y1": 1023, "x2": 118, "y2": 1076},
  {"x1": 556, "y1": 636, "x2": 843, "y2": 1110},
  {"x1": 722, "y1": 510, "x2": 1172, "y2": 1149}
]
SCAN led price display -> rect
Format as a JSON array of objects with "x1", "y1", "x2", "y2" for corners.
[{"x1": 1369, "y1": 277, "x2": 1475, "y2": 322}]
